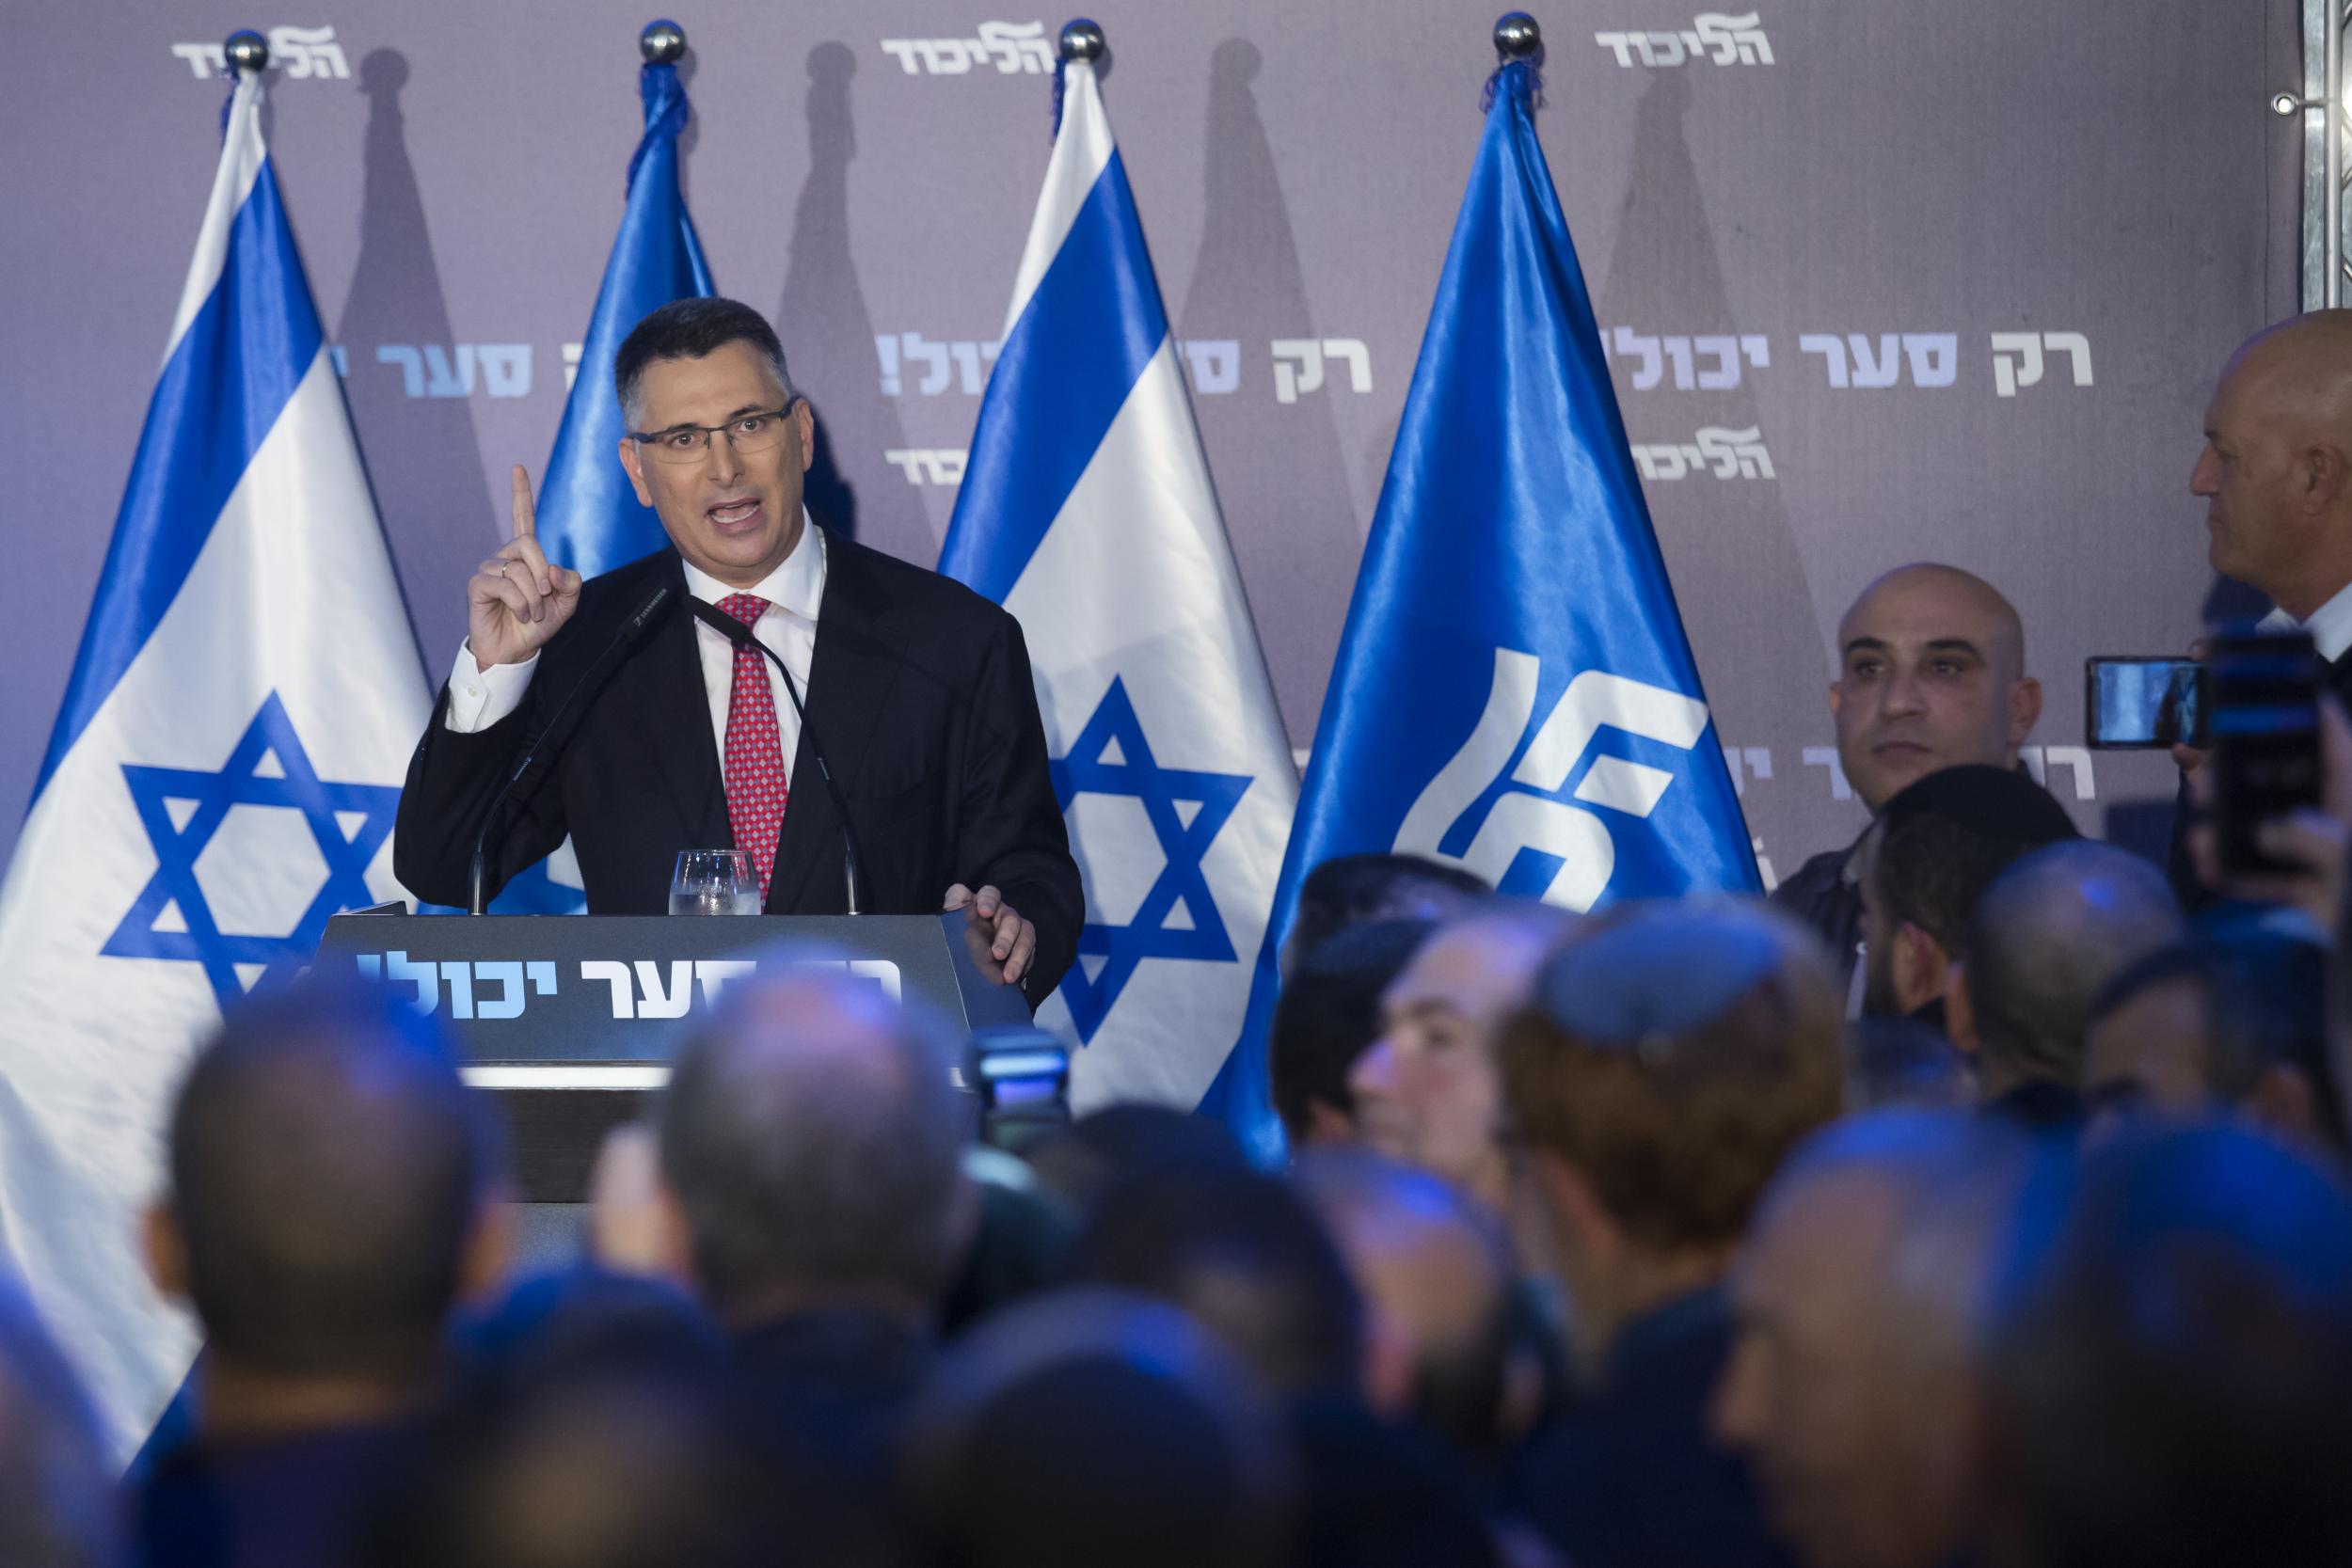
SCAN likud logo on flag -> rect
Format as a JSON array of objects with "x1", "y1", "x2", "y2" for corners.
[
  {"x1": 1198, "y1": 54, "x2": 1759, "y2": 1162},
  {"x1": 939, "y1": 55, "x2": 1297, "y2": 1114},
  {"x1": 0, "y1": 71, "x2": 429, "y2": 1457}
]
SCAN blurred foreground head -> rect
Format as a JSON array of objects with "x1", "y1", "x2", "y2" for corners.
[
  {"x1": 657, "y1": 961, "x2": 973, "y2": 1325},
  {"x1": 1960, "y1": 841, "x2": 2184, "y2": 1116},
  {"x1": 1293, "y1": 1148, "x2": 1540, "y2": 1457},
  {"x1": 2084, "y1": 927, "x2": 2342, "y2": 1149},
  {"x1": 1067, "y1": 1165, "x2": 1364, "y2": 1400},
  {"x1": 1715, "y1": 1110, "x2": 2060, "y2": 1568},
  {"x1": 901, "y1": 1290, "x2": 1297, "y2": 1568},
  {"x1": 151, "y1": 974, "x2": 505, "y2": 1387},
  {"x1": 1351, "y1": 902, "x2": 1575, "y2": 1211},
  {"x1": 1983, "y1": 1121, "x2": 2352, "y2": 1568},
  {"x1": 1282, "y1": 853, "x2": 1489, "y2": 977},
  {"x1": 1501, "y1": 901, "x2": 1843, "y2": 1367}
]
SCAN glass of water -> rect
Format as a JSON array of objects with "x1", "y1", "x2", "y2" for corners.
[{"x1": 670, "y1": 849, "x2": 761, "y2": 916}]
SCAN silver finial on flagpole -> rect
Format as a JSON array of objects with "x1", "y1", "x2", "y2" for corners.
[
  {"x1": 1494, "y1": 12, "x2": 1543, "y2": 61},
  {"x1": 224, "y1": 30, "x2": 270, "y2": 76},
  {"x1": 640, "y1": 20, "x2": 687, "y2": 64},
  {"x1": 1059, "y1": 19, "x2": 1106, "y2": 64}
]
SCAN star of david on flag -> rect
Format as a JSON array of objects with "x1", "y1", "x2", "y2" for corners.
[
  {"x1": 1050, "y1": 680, "x2": 1251, "y2": 1040},
  {"x1": 104, "y1": 693, "x2": 403, "y2": 1006},
  {"x1": 0, "y1": 70, "x2": 430, "y2": 1459},
  {"x1": 939, "y1": 53, "x2": 1297, "y2": 1114}
]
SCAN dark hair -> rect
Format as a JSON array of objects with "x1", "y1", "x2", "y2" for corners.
[
  {"x1": 1270, "y1": 919, "x2": 1435, "y2": 1139},
  {"x1": 2090, "y1": 930, "x2": 2341, "y2": 1139},
  {"x1": 1019, "y1": 1103, "x2": 1250, "y2": 1219},
  {"x1": 657, "y1": 966, "x2": 969, "y2": 1314},
  {"x1": 1871, "y1": 766, "x2": 2079, "y2": 958},
  {"x1": 1065, "y1": 1168, "x2": 1365, "y2": 1398},
  {"x1": 168, "y1": 976, "x2": 499, "y2": 1377},
  {"x1": 1989, "y1": 1123, "x2": 2352, "y2": 1568},
  {"x1": 1964, "y1": 842, "x2": 2184, "y2": 1085},
  {"x1": 1283, "y1": 855, "x2": 1489, "y2": 974},
  {"x1": 613, "y1": 298, "x2": 794, "y2": 428}
]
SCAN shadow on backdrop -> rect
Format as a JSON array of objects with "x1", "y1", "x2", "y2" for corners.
[
  {"x1": 1178, "y1": 39, "x2": 1358, "y2": 750},
  {"x1": 779, "y1": 41, "x2": 914, "y2": 555},
  {"x1": 1596, "y1": 68, "x2": 1834, "y2": 871},
  {"x1": 336, "y1": 48, "x2": 495, "y2": 639}
]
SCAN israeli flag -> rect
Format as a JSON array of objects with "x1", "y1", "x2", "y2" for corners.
[
  {"x1": 0, "y1": 71, "x2": 426, "y2": 1457},
  {"x1": 1197, "y1": 56, "x2": 1761, "y2": 1162},
  {"x1": 532, "y1": 49, "x2": 712, "y2": 581},
  {"x1": 939, "y1": 57, "x2": 1297, "y2": 1113}
]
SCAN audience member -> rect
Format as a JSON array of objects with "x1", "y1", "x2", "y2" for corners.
[
  {"x1": 1775, "y1": 565, "x2": 2042, "y2": 977},
  {"x1": 1980, "y1": 1122, "x2": 2352, "y2": 1568},
  {"x1": 135, "y1": 974, "x2": 509, "y2": 1568},
  {"x1": 1713, "y1": 1111, "x2": 2058, "y2": 1568},
  {"x1": 1273, "y1": 920, "x2": 1436, "y2": 1148},
  {"x1": 1856, "y1": 765, "x2": 2079, "y2": 1022},
  {"x1": 1844, "y1": 1014, "x2": 1975, "y2": 1111},
  {"x1": 2083, "y1": 927, "x2": 2343, "y2": 1147},
  {"x1": 1292, "y1": 1148, "x2": 1548, "y2": 1463},
  {"x1": 1350, "y1": 903, "x2": 1572, "y2": 1212},
  {"x1": 1958, "y1": 842, "x2": 2185, "y2": 1126},
  {"x1": 629, "y1": 962, "x2": 974, "y2": 1523},
  {"x1": 900, "y1": 1290, "x2": 1298, "y2": 1568},
  {"x1": 0, "y1": 1275, "x2": 117, "y2": 1568},
  {"x1": 1499, "y1": 902, "x2": 1843, "y2": 1568},
  {"x1": 367, "y1": 1362, "x2": 775, "y2": 1568},
  {"x1": 1018, "y1": 1101, "x2": 1251, "y2": 1219},
  {"x1": 1281, "y1": 854, "x2": 1490, "y2": 977}
]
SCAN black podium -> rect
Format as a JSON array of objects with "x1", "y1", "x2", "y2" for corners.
[{"x1": 316, "y1": 912, "x2": 1037, "y2": 1200}]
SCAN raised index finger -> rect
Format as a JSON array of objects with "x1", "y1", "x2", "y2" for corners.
[{"x1": 510, "y1": 465, "x2": 537, "y2": 540}]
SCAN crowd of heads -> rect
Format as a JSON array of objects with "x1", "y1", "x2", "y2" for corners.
[{"x1": 12, "y1": 310, "x2": 2352, "y2": 1568}]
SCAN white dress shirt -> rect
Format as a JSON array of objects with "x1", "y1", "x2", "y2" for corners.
[
  {"x1": 442, "y1": 513, "x2": 827, "y2": 792},
  {"x1": 2258, "y1": 577, "x2": 2352, "y2": 663}
]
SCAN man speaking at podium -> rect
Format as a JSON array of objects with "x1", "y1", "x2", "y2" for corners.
[{"x1": 393, "y1": 299, "x2": 1081, "y2": 1005}]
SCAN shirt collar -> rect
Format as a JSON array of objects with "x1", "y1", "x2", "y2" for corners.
[{"x1": 679, "y1": 508, "x2": 825, "y2": 622}]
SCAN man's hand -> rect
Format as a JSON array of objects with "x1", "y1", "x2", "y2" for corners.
[
  {"x1": 2186, "y1": 692, "x2": 2352, "y2": 933},
  {"x1": 468, "y1": 465, "x2": 583, "y2": 667},
  {"x1": 946, "y1": 882, "x2": 1037, "y2": 987},
  {"x1": 2172, "y1": 635, "x2": 2211, "y2": 777}
]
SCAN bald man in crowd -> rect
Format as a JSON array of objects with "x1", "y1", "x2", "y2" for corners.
[
  {"x1": 1774, "y1": 565, "x2": 2043, "y2": 986},
  {"x1": 1714, "y1": 1111, "x2": 2054, "y2": 1568}
]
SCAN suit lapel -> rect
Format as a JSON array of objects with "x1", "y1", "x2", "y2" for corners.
[
  {"x1": 768, "y1": 533, "x2": 909, "y2": 911},
  {"x1": 633, "y1": 556, "x2": 730, "y2": 850}
]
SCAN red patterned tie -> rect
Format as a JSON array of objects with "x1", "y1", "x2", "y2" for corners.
[{"x1": 715, "y1": 593, "x2": 788, "y2": 901}]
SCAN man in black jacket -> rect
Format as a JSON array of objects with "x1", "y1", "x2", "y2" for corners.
[
  {"x1": 392, "y1": 298, "x2": 1080, "y2": 1003},
  {"x1": 1772, "y1": 564, "x2": 2042, "y2": 990}
]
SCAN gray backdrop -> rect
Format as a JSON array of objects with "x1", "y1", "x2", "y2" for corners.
[{"x1": 0, "y1": 1, "x2": 2310, "y2": 890}]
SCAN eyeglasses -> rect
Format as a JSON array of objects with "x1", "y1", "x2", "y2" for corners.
[{"x1": 627, "y1": 404, "x2": 798, "y2": 466}]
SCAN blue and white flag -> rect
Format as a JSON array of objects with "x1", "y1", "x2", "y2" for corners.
[
  {"x1": 0, "y1": 71, "x2": 427, "y2": 1457},
  {"x1": 532, "y1": 52, "x2": 713, "y2": 582},
  {"x1": 461, "y1": 50, "x2": 711, "y2": 915},
  {"x1": 939, "y1": 59, "x2": 1297, "y2": 1113},
  {"x1": 1198, "y1": 56, "x2": 1760, "y2": 1162}
]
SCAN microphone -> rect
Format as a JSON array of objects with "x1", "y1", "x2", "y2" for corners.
[
  {"x1": 687, "y1": 596, "x2": 865, "y2": 915},
  {"x1": 467, "y1": 584, "x2": 675, "y2": 915}
]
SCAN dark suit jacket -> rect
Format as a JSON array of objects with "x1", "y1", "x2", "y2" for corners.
[{"x1": 393, "y1": 533, "x2": 1083, "y2": 1005}]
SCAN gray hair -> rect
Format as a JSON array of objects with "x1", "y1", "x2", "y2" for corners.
[{"x1": 656, "y1": 954, "x2": 971, "y2": 1314}]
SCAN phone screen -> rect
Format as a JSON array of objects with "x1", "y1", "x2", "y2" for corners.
[{"x1": 2085, "y1": 657, "x2": 2202, "y2": 750}]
